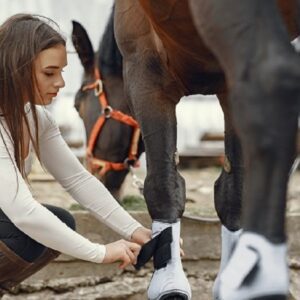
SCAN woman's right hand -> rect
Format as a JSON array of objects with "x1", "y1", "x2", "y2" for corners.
[{"x1": 103, "y1": 239, "x2": 141, "y2": 269}]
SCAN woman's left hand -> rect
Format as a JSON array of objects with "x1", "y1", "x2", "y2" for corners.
[
  {"x1": 131, "y1": 226, "x2": 152, "y2": 245},
  {"x1": 131, "y1": 226, "x2": 185, "y2": 257}
]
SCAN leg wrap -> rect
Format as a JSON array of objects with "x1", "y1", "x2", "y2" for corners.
[
  {"x1": 213, "y1": 225, "x2": 242, "y2": 299},
  {"x1": 141, "y1": 220, "x2": 191, "y2": 300},
  {"x1": 218, "y1": 232, "x2": 288, "y2": 300}
]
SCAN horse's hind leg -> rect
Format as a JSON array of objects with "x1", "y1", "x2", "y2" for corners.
[
  {"x1": 190, "y1": 0, "x2": 300, "y2": 299},
  {"x1": 215, "y1": 94, "x2": 243, "y2": 233},
  {"x1": 213, "y1": 93, "x2": 243, "y2": 299},
  {"x1": 115, "y1": 2, "x2": 191, "y2": 299}
]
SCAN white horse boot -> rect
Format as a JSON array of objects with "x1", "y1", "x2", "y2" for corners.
[
  {"x1": 212, "y1": 225, "x2": 242, "y2": 300},
  {"x1": 218, "y1": 232, "x2": 289, "y2": 300},
  {"x1": 147, "y1": 220, "x2": 192, "y2": 300}
]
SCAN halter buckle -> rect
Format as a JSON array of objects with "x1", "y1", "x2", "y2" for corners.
[
  {"x1": 94, "y1": 79, "x2": 103, "y2": 96},
  {"x1": 102, "y1": 106, "x2": 113, "y2": 118}
]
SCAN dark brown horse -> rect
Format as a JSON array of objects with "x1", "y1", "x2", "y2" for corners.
[
  {"x1": 114, "y1": 1, "x2": 300, "y2": 299},
  {"x1": 71, "y1": 11, "x2": 144, "y2": 200}
]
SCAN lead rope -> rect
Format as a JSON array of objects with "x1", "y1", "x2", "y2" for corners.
[{"x1": 129, "y1": 165, "x2": 144, "y2": 195}]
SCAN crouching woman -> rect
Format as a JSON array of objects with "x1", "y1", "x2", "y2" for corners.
[{"x1": 0, "y1": 13, "x2": 151, "y2": 295}]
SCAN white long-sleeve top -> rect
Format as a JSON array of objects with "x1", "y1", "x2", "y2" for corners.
[{"x1": 0, "y1": 104, "x2": 142, "y2": 263}]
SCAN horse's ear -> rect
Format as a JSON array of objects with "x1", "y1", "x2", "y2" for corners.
[{"x1": 71, "y1": 20, "x2": 95, "y2": 74}]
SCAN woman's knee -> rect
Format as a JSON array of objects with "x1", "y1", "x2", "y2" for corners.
[
  {"x1": 0, "y1": 205, "x2": 76, "y2": 263},
  {"x1": 43, "y1": 205, "x2": 76, "y2": 231}
]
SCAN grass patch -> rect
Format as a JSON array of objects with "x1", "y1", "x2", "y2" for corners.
[
  {"x1": 121, "y1": 195, "x2": 147, "y2": 211},
  {"x1": 69, "y1": 195, "x2": 147, "y2": 212},
  {"x1": 69, "y1": 203, "x2": 86, "y2": 211}
]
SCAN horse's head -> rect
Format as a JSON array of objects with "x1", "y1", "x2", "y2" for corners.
[{"x1": 71, "y1": 19, "x2": 144, "y2": 200}]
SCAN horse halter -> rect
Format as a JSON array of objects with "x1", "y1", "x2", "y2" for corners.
[{"x1": 81, "y1": 67, "x2": 141, "y2": 177}]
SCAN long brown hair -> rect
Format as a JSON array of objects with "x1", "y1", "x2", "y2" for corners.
[{"x1": 0, "y1": 14, "x2": 66, "y2": 177}]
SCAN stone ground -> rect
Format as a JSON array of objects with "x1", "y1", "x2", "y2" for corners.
[
  {"x1": 2, "y1": 263, "x2": 219, "y2": 300},
  {"x1": 1, "y1": 159, "x2": 299, "y2": 299}
]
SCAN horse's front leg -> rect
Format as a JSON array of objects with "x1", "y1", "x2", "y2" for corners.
[
  {"x1": 190, "y1": 1, "x2": 300, "y2": 299},
  {"x1": 114, "y1": 5, "x2": 191, "y2": 297},
  {"x1": 124, "y1": 52, "x2": 191, "y2": 299}
]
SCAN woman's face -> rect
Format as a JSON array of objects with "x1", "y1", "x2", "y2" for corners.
[{"x1": 34, "y1": 44, "x2": 67, "y2": 105}]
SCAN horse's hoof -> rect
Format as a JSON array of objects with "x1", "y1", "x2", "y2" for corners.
[
  {"x1": 250, "y1": 296, "x2": 287, "y2": 300},
  {"x1": 159, "y1": 292, "x2": 189, "y2": 300},
  {"x1": 147, "y1": 260, "x2": 191, "y2": 300},
  {"x1": 218, "y1": 232, "x2": 289, "y2": 300}
]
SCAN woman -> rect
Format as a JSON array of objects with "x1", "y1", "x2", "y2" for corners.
[{"x1": 0, "y1": 13, "x2": 151, "y2": 293}]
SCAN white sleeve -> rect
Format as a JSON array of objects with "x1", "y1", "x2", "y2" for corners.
[
  {"x1": 0, "y1": 120, "x2": 105, "y2": 263},
  {"x1": 38, "y1": 109, "x2": 142, "y2": 240}
]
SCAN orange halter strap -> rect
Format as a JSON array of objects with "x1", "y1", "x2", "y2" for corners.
[{"x1": 82, "y1": 68, "x2": 141, "y2": 177}]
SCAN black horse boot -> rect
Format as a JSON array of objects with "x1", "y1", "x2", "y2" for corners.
[{"x1": 0, "y1": 241, "x2": 59, "y2": 294}]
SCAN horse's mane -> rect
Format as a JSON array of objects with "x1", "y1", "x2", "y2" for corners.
[{"x1": 98, "y1": 5, "x2": 122, "y2": 77}]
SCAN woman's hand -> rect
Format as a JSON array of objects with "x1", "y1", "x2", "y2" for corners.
[
  {"x1": 131, "y1": 226, "x2": 185, "y2": 257},
  {"x1": 131, "y1": 226, "x2": 152, "y2": 245},
  {"x1": 103, "y1": 239, "x2": 141, "y2": 269}
]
